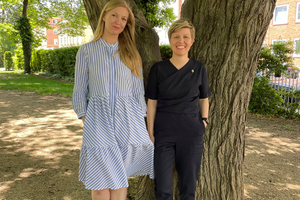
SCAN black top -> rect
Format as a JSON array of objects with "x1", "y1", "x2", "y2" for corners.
[{"x1": 145, "y1": 59, "x2": 211, "y2": 114}]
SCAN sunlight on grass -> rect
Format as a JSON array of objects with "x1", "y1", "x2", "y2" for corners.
[
  {"x1": 0, "y1": 70, "x2": 19, "y2": 74},
  {"x1": 0, "y1": 73, "x2": 73, "y2": 97}
]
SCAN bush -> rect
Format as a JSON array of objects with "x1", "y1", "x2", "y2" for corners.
[
  {"x1": 32, "y1": 46, "x2": 79, "y2": 78},
  {"x1": 159, "y1": 44, "x2": 172, "y2": 60},
  {"x1": 31, "y1": 49, "x2": 42, "y2": 72},
  {"x1": 249, "y1": 77, "x2": 284, "y2": 115},
  {"x1": 13, "y1": 44, "x2": 24, "y2": 70},
  {"x1": 4, "y1": 51, "x2": 13, "y2": 71}
]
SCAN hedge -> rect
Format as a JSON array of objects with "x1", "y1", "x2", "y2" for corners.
[
  {"x1": 31, "y1": 45, "x2": 172, "y2": 78},
  {"x1": 31, "y1": 46, "x2": 80, "y2": 77},
  {"x1": 4, "y1": 51, "x2": 14, "y2": 70}
]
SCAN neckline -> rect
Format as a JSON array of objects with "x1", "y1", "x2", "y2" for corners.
[
  {"x1": 168, "y1": 59, "x2": 191, "y2": 71},
  {"x1": 100, "y1": 38, "x2": 119, "y2": 49}
]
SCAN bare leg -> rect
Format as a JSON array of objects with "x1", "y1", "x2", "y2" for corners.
[
  {"x1": 110, "y1": 187, "x2": 127, "y2": 200},
  {"x1": 92, "y1": 189, "x2": 110, "y2": 200}
]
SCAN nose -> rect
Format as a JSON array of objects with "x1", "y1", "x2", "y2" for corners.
[{"x1": 116, "y1": 17, "x2": 121, "y2": 24}]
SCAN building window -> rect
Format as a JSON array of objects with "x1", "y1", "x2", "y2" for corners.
[
  {"x1": 293, "y1": 38, "x2": 300, "y2": 57},
  {"x1": 53, "y1": 19, "x2": 57, "y2": 24},
  {"x1": 53, "y1": 29, "x2": 57, "y2": 34},
  {"x1": 273, "y1": 4, "x2": 289, "y2": 25},
  {"x1": 54, "y1": 39, "x2": 58, "y2": 45},
  {"x1": 296, "y1": 2, "x2": 300, "y2": 23}
]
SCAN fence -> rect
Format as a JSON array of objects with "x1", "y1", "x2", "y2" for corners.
[{"x1": 269, "y1": 70, "x2": 300, "y2": 103}]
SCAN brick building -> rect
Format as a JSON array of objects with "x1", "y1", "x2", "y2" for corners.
[
  {"x1": 39, "y1": 18, "x2": 94, "y2": 49},
  {"x1": 40, "y1": 18, "x2": 61, "y2": 49},
  {"x1": 264, "y1": 0, "x2": 300, "y2": 67}
]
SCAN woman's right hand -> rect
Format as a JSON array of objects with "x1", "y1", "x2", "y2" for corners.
[
  {"x1": 149, "y1": 134, "x2": 155, "y2": 145},
  {"x1": 81, "y1": 116, "x2": 85, "y2": 123}
]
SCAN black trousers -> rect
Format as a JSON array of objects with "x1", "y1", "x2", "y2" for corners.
[{"x1": 154, "y1": 122, "x2": 204, "y2": 200}]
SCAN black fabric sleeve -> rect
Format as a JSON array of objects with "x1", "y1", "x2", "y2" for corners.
[
  {"x1": 199, "y1": 64, "x2": 212, "y2": 99},
  {"x1": 145, "y1": 64, "x2": 158, "y2": 100}
]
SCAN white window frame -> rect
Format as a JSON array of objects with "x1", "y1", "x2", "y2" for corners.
[
  {"x1": 262, "y1": 40, "x2": 265, "y2": 47},
  {"x1": 53, "y1": 29, "x2": 57, "y2": 34},
  {"x1": 273, "y1": 4, "x2": 289, "y2": 25},
  {"x1": 296, "y1": 2, "x2": 300, "y2": 23},
  {"x1": 293, "y1": 38, "x2": 300, "y2": 57},
  {"x1": 54, "y1": 39, "x2": 58, "y2": 45},
  {"x1": 53, "y1": 19, "x2": 57, "y2": 24}
]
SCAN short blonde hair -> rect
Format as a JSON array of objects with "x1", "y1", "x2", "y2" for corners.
[{"x1": 168, "y1": 19, "x2": 195, "y2": 41}]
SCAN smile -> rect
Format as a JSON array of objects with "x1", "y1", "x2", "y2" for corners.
[
  {"x1": 113, "y1": 26, "x2": 120, "y2": 30},
  {"x1": 176, "y1": 46, "x2": 186, "y2": 49}
]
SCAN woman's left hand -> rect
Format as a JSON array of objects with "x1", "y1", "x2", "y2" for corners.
[{"x1": 203, "y1": 120, "x2": 207, "y2": 128}]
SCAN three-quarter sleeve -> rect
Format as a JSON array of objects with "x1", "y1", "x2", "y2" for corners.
[
  {"x1": 145, "y1": 64, "x2": 158, "y2": 100},
  {"x1": 72, "y1": 45, "x2": 89, "y2": 119},
  {"x1": 199, "y1": 64, "x2": 211, "y2": 99}
]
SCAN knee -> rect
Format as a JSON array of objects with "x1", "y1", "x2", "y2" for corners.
[{"x1": 92, "y1": 189, "x2": 109, "y2": 197}]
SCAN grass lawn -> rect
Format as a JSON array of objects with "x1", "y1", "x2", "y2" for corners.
[{"x1": 0, "y1": 72, "x2": 74, "y2": 97}]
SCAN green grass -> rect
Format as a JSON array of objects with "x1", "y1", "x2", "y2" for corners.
[
  {"x1": 0, "y1": 70, "x2": 19, "y2": 74},
  {"x1": 0, "y1": 72, "x2": 74, "y2": 97}
]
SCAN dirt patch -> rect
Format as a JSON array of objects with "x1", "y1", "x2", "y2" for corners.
[
  {"x1": 0, "y1": 90, "x2": 299, "y2": 200},
  {"x1": 244, "y1": 114, "x2": 300, "y2": 200}
]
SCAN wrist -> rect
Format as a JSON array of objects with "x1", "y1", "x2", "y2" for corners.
[{"x1": 201, "y1": 117, "x2": 209, "y2": 125}]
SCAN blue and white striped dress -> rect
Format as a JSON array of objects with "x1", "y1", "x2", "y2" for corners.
[{"x1": 72, "y1": 38, "x2": 154, "y2": 190}]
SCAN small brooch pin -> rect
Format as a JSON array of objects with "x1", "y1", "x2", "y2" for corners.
[{"x1": 191, "y1": 69, "x2": 194, "y2": 73}]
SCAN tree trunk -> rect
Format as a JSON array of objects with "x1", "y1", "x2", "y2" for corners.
[
  {"x1": 23, "y1": 0, "x2": 28, "y2": 17},
  {"x1": 2, "y1": 9, "x2": 4, "y2": 23},
  {"x1": 180, "y1": 0, "x2": 276, "y2": 199},
  {"x1": 82, "y1": 0, "x2": 161, "y2": 83}
]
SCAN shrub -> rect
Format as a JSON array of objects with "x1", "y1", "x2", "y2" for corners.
[
  {"x1": 159, "y1": 44, "x2": 172, "y2": 60},
  {"x1": 32, "y1": 46, "x2": 79, "y2": 78},
  {"x1": 13, "y1": 44, "x2": 24, "y2": 70},
  {"x1": 31, "y1": 49, "x2": 42, "y2": 72},
  {"x1": 249, "y1": 77, "x2": 284, "y2": 115},
  {"x1": 4, "y1": 51, "x2": 13, "y2": 71}
]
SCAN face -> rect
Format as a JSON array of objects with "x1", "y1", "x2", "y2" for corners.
[
  {"x1": 169, "y1": 28, "x2": 194, "y2": 57},
  {"x1": 103, "y1": 6, "x2": 129, "y2": 36}
]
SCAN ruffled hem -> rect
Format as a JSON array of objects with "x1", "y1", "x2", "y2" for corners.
[{"x1": 79, "y1": 143, "x2": 154, "y2": 190}]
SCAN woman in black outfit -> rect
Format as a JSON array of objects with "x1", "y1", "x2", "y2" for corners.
[{"x1": 146, "y1": 19, "x2": 211, "y2": 200}]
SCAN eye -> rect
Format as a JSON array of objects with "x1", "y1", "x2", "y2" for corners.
[
  {"x1": 122, "y1": 18, "x2": 127, "y2": 21},
  {"x1": 112, "y1": 14, "x2": 116, "y2": 17}
]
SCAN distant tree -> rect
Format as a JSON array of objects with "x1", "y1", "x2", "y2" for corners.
[
  {"x1": 1, "y1": 0, "x2": 89, "y2": 73},
  {"x1": 0, "y1": 23, "x2": 19, "y2": 67},
  {"x1": 257, "y1": 41, "x2": 294, "y2": 77}
]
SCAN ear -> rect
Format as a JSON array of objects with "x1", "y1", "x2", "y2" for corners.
[{"x1": 102, "y1": 13, "x2": 106, "y2": 22}]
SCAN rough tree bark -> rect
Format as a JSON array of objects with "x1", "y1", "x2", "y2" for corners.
[
  {"x1": 83, "y1": 0, "x2": 276, "y2": 199},
  {"x1": 179, "y1": 0, "x2": 276, "y2": 199}
]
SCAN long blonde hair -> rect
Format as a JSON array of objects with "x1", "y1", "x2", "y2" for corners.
[{"x1": 92, "y1": 0, "x2": 142, "y2": 78}]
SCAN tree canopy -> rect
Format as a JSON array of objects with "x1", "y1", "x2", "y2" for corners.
[
  {"x1": 1, "y1": 0, "x2": 89, "y2": 37},
  {"x1": 135, "y1": 0, "x2": 176, "y2": 28}
]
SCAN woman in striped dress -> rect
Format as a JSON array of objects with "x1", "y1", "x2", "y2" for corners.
[{"x1": 72, "y1": 0, "x2": 154, "y2": 199}]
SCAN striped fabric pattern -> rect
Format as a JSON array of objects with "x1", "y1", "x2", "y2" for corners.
[{"x1": 72, "y1": 38, "x2": 154, "y2": 190}]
